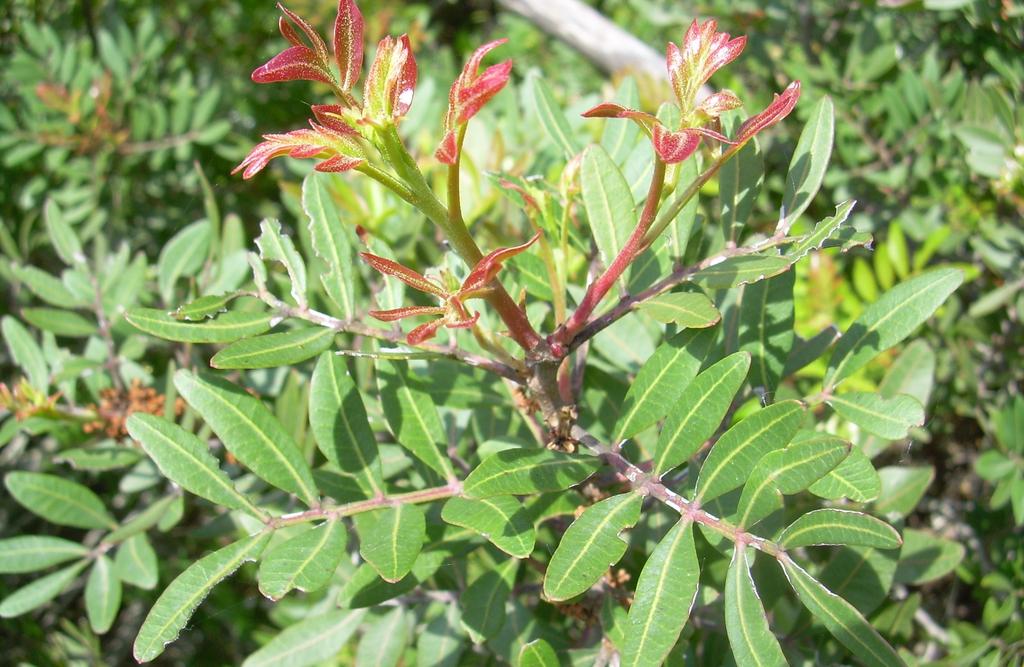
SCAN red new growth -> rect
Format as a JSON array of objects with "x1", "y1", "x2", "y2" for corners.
[
  {"x1": 436, "y1": 40, "x2": 513, "y2": 164},
  {"x1": 362, "y1": 233, "x2": 540, "y2": 344}
]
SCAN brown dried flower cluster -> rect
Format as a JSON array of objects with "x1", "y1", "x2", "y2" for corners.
[{"x1": 84, "y1": 379, "x2": 184, "y2": 438}]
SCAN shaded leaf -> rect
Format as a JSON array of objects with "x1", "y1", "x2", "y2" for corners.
[
  {"x1": 581, "y1": 144, "x2": 635, "y2": 282},
  {"x1": 893, "y1": 528, "x2": 965, "y2": 585},
  {"x1": 737, "y1": 271, "x2": 794, "y2": 393},
  {"x1": 354, "y1": 504, "x2": 425, "y2": 582},
  {"x1": 779, "y1": 96, "x2": 834, "y2": 232},
  {"x1": 461, "y1": 558, "x2": 518, "y2": 643},
  {"x1": 242, "y1": 609, "x2": 366, "y2": 667},
  {"x1": 303, "y1": 173, "x2": 358, "y2": 318},
  {"x1": 258, "y1": 520, "x2": 347, "y2": 600},
  {"x1": 0, "y1": 560, "x2": 88, "y2": 618},
  {"x1": 2, "y1": 316, "x2": 48, "y2": 391},
  {"x1": 440, "y1": 495, "x2": 535, "y2": 558}
]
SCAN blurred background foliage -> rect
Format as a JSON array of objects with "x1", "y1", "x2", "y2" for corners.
[{"x1": 1, "y1": 0, "x2": 1022, "y2": 664}]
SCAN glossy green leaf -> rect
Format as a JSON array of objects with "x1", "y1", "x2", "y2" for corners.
[
  {"x1": 303, "y1": 173, "x2": 358, "y2": 318},
  {"x1": 174, "y1": 370, "x2": 319, "y2": 507},
  {"x1": 256, "y1": 218, "x2": 307, "y2": 306},
  {"x1": 637, "y1": 291, "x2": 721, "y2": 328},
  {"x1": 786, "y1": 200, "x2": 856, "y2": 262},
  {"x1": 654, "y1": 352, "x2": 751, "y2": 477},
  {"x1": 463, "y1": 448, "x2": 601, "y2": 498},
  {"x1": 809, "y1": 447, "x2": 881, "y2": 502},
  {"x1": 0, "y1": 560, "x2": 88, "y2": 618},
  {"x1": 4, "y1": 471, "x2": 116, "y2": 530},
  {"x1": 780, "y1": 509, "x2": 902, "y2": 549},
  {"x1": 615, "y1": 327, "x2": 716, "y2": 440},
  {"x1": 530, "y1": 72, "x2": 579, "y2": 157},
  {"x1": 134, "y1": 532, "x2": 271, "y2": 663},
  {"x1": 0, "y1": 535, "x2": 88, "y2": 574},
  {"x1": 114, "y1": 534, "x2": 159, "y2": 590},
  {"x1": 781, "y1": 559, "x2": 904, "y2": 667},
  {"x1": 377, "y1": 360, "x2": 453, "y2": 479},
  {"x1": 211, "y1": 327, "x2": 334, "y2": 369},
  {"x1": 544, "y1": 493, "x2": 642, "y2": 601},
  {"x1": 440, "y1": 496, "x2": 535, "y2": 558},
  {"x1": 158, "y1": 220, "x2": 211, "y2": 302},
  {"x1": 582, "y1": 144, "x2": 635, "y2": 282},
  {"x1": 874, "y1": 466, "x2": 934, "y2": 518},
  {"x1": 779, "y1": 96, "x2": 834, "y2": 232},
  {"x1": 461, "y1": 557, "x2": 519, "y2": 643},
  {"x1": 354, "y1": 504, "x2": 425, "y2": 582},
  {"x1": 893, "y1": 528, "x2": 965, "y2": 585},
  {"x1": 126, "y1": 413, "x2": 260, "y2": 514},
  {"x1": 725, "y1": 546, "x2": 787, "y2": 667},
  {"x1": 519, "y1": 639, "x2": 560, "y2": 667},
  {"x1": 621, "y1": 520, "x2": 699, "y2": 667},
  {"x1": 738, "y1": 271, "x2": 794, "y2": 393},
  {"x1": 829, "y1": 392, "x2": 924, "y2": 440},
  {"x1": 126, "y1": 307, "x2": 273, "y2": 343},
  {"x1": 44, "y1": 199, "x2": 83, "y2": 265},
  {"x1": 825, "y1": 268, "x2": 963, "y2": 388},
  {"x1": 173, "y1": 293, "x2": 237, "y2": 321},
  {"x1": 241, "y1": 609, "x2": 366, "y2": 667},
  {"x1": 691, "y1": 254, "x2": 791, "y2": 289},
  {"x1": 736, "y1": 433, "x2": 850, "y2": 528},
  {"x1": 85, "y1": 555, "x2": 121, "y2": 633},
  {"x1": 2, "y1": 316, "x2": 48, "y2": 391},
  {"x1": 695, "y1": 400, "x2": 805, "y2": 503},
  {"x1": 309, "y1": 353, "x2": 384, "y2": 498},
  {"x1": 258, "y1": 520, "x2": 347, "y2": 600}
]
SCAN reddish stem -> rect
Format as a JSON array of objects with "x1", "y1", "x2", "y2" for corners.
[{"x1": 555, "y1": 158, "x2": 667, "y2": 348}]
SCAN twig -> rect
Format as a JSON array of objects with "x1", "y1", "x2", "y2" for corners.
[{"x1": 265, "y1": 482, "x2": 462, "y2": 529}]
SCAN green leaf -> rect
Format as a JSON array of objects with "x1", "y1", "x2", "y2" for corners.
[
  {"x1": 303, "y1": 173, "x2": 357, "y2": 318},
  {"x1": 461, "y1": 557, "x2": 519, "y2": 643},
  {"x1": 781, "y1": 559, "x2": 904, "y2": 667},
  {"x1": 615, "y1": 327, "x2": 716, "y2": 440},
  {"x1": 736, "y1": 433, "x2": 850, "y2": 528},
  {"x1": 2, "y1": 316, "x2": 48, "y2": 391},
  {"x1": 463, "y1": 448, "x2": 601, "y2": 498},
  {"x1": 355, "y1": 607, "x2": 411, "y2": 667},
  {"x1": 582, "y1": 144, "x2": 635, "y2": 282},
  {"x1": 0, "y1": 535, "x2": 88, "y2": 574},
  {"x1": 309, "y1": 353, "x2": 384, "y2": 498},
  {"x1": 85, "y1": 555, "x2": 121, "y2": 634},
  {"x1": 809, "y1": 447, "x2": 881, "y2": 502},
  {"x1": 544, "y1": 493, "x2": 642, "y2": 601},
  {"x1": 786, "y1": 200, "x2": 855, "y2": 262},
  {"x1": 175, "y1": 370, "x2": 318, "y2": 506},
  {"x1": 44, "y1": 199, "x2": 83, "y2": 265},
  {"x1": 637, "y1": 291, "x2": 721, "y2": 327},
  {"x1": 106, "y1": 495, "x2": 179, "y2": 543},
  {"x1": 725, "y1": 546, "x2": 787, "y2": 667},
  {"x1": 211, "y1": 327, "x2": 334, "y2": 369},
  {"x1": 126, "y1": 307, "x2": 273, "y2": 343},
  {"x1": 440, "y1": 496, "x2": 535, "y2": 558},
  {"x1": 519, "y1": 639, "x2": 560, "y2": 667},
  {"x1": 654, "y1": 352, "x2": 751, "y2": 477},
  {"x1": 126, "y1": 413, "x2": 261, "y2": 515},
  {"x1": 691, "y1": 254, "x2": 791, "y2": 290},
  {"x1": 529, "y1": 72, "x2": 579, "y2": 157},
  {"x1": 241, "y1": 609, "x2": 366, "y2": 667},
  {"x1": 780, "y1": 509, "x2": 902, "y2": 549},
  {"x1": 620, "y1": 520, "x2": 699, "y2": 667},
  {"x1": 825, "y1": 268, "x2": 963, "y2": 388},
  {"x1": 258, "y1": 520, "x2": 347, "y2": 600},
  {"x1": 417, "y1": 604, "x2": 465, "y2": 667},
  {"x1": 873, "y1": 466, "x2": 934, "y2": 518},
  {"x1": 695, "y1": 400, "x2": 805, "y2": 503},
  {"x1": 738, "y1": 271, "x2": 794, "y2": 393},
  {"x1": 828, "y1": 392, "x2": 925, "y2": 440},
  {"x1": 57, "y1": 445, "x2": 141, "y2": 471},
  {"x1": 173, "y1": 293, "x2": 237, "y2": 321},
  {"x1": 377, "y1": 360, "x2": 454, "y2": 479},
  {"x1": 9, "y1": 263, "x2": 83, "y2": 308},
  {"x1": 893, "y1": 528, "x2": 965, "y2": 585},
  {"x1": 256, "y1": 219, "x2": 307, "y2": 307},
  {"x1": 4, "y1": 471, "x2": 116, "y2": 530},
  {"x1": 21, "y1": 307, "x2": 97, "y2": 337},
  {"x1": 779, "y1": 96, "x2": 834, "y2": 232},
  {"x1": 134, "y1": 532, "x2": 271, "y2": 663},
  {"x1": 354, "y1": 504, "x2": 426, "y2": 582},
  {"x1": 0, "y1": 560, "x2": 88, "y2": 618},
  {"x1": 720, "y1": 126, "x2": 763, "y2": 242},
  {"x1": 114, "y1": 534, "x2": 158, "y2": 590},
  {"x1": 158, "y1": 220, "x2": 211, "y2": 302}
]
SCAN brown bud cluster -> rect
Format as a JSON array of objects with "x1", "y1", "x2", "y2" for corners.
[{"x1": 84, "y1": 379, "x2": 184, "y2": 438}]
